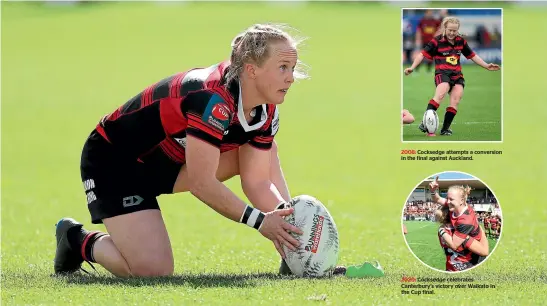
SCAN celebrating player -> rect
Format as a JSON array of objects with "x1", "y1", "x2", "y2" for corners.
[
  {"x1": 435, "y1": 205, "x2": 489, "y2": 272},
  {"x1": 404, "y1": 16, "x2": 500, "y2": 136},
  {"x1": 53, "y1": 24, "x2": 342, "y2": 278},
  {"x1": 428, "y1": 177, "x2": 488, "y2": 267}
]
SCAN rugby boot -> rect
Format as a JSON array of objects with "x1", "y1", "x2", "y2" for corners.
[
  {"x1": 54, "y1": 217, "x2": 85, "y2": 274},
  {"x1": 440, "y1": 129, "x2": 453, "y2": 136}
]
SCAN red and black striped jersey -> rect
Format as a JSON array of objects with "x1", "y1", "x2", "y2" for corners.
[
  {"x1": 96, "y1": 60, "x2": 279, "y2": 168},
  {"x1": 449, "y1": 205, "x2": 482, "y2": 241},
  {"x1": 438, "y1": 225, "x2": 475, "y2": 272},
  {"x1": 421, "y1": 35, "x2": 476, "y2": 76}
]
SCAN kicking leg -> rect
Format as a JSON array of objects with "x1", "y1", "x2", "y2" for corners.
[{"x1": 419, "y1": 81, "x2": 450, "y2": 134}]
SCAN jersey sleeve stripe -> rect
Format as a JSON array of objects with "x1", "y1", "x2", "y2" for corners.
[
  {"x1": 187, "y1": 115, "x2": 223, "y2": 140},
  {"x1": 170, "y1": 72, "x2": 187, "y2": 98},
  {"x1": 421, "y1": 50, "x2": 433, "y2": 60},
  {"x1": 141, "y1": 83, "x2": 157, "y2": 107}
]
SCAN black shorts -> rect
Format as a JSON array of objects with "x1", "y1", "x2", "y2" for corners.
[
  {"x1": 80, "y1": 130, "x2": 174, "y2": 224},
  {"x1": 434, "y1": 74, "x2": 465, "y2": 93}
]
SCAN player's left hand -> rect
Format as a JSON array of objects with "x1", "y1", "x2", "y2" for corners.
[{"x1": 486, "y1": 63, "x2": 500, "y2": 71}]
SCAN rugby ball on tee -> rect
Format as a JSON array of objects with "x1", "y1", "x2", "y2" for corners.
[
  {"x1": 281, "y1": 195, "x2": 340, "y2": 277},
  {"x1": 423, "y1": 109, "x2": 439, "y2": 134}
]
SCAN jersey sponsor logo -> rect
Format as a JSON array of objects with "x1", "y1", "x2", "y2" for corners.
[
  {"x1": 202, "y1": 94, "x2": 230, "y2": 133},
  {"x1": 212, "y1": 103, "x2": 230, "y2": 120},
  {"x1": 446, "y1": 56, "x2": 458, "y2": 65}
]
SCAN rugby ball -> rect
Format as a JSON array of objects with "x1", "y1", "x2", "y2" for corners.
[
  {"x1": 281, "y1": 195, "x2": 339, "y2": 277},
  {"x1": 423, "y1": 109, "x2": 439, "y2": 134}
]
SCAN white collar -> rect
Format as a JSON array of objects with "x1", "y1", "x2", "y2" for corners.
[
  {"x1": 238, "y1": 81, "x2": 267, "y2": 132},
  {"x1": 452, "y1": 206, "x2": 469, "y2": 218}
]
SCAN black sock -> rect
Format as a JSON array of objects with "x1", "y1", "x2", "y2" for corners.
[
  {"x1": 82, "y1": 232, "x2": 108, "y2": 263},
  {"x1": 427, "y1": 99, "x2": 439, "y2": 111},
  {"x1": 442, "y1": 107, "x2": 457, "y2": 131}
]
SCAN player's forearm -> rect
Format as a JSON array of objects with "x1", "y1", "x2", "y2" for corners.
[
  {"x1": 468, "y1": 239, "x2": 488, "y2": 256},
  {"x1": 441, "y1": 233, "x2": 458, "y2": 250},
  {"x1": 242, "y1": 180, "x2": 286, "y2": 212},
  {"x1": 431, "y1": 191, "x2": 446, "y2": 205},
  {"x1": 190, "y1": 177, "x2": 248, "y2": 222},
  {"x1": 270, "y1": 151, "x2": 291, "y2": 202},
  {"x1": 410, "y1": 52, "x2": 425, "y2": 69},
  {"x1": 470, "y1": 55, "x2": 489, "y2": 69}
]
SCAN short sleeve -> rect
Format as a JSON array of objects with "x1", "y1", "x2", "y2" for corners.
[
  {"x1": 249, "y1": 106, "x2": 279, "y2": 150},
  {"x1": 182, "y1": 90, "x2": 232, "y2": 147},
  {"x1": 421, "y1": 38, "x2": 437, "y2": 60},
  {"x1": 462, "y1": 39, "x2": 476, "y2": 59}
]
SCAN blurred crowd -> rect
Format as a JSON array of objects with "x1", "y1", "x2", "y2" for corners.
[
  {"x1": 478, "y1": 212, "x2": 502, "y2": 239},
  {"x1": 404, "y1": 200, "x2": 436, "y2": 221},
  {"x1": 403, "y1": 9, "x2": 502, "y2": 65},
  {"x1": 404, "y1": 195, "x2": 499, "y2": 222}
]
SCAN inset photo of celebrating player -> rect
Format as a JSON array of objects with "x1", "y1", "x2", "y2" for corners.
[
  {"x1": 402, "y1": 171, "x2": 502, "y2": 273},
  {"x1": 401, "y1": 8, "x2": 502, "y2": 142}
]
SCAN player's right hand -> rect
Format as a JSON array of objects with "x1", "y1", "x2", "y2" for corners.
[
  {"x1": 259, "y1": 207, "x2": 303, "y2": 259},
  {"x1": 404, "y1": 68, "x2": 413, "y2": 75},
  {"x1": 429, "y1": 176, "x2": 440, "y2": 192}
]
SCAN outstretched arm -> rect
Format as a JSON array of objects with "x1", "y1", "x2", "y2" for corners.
[
  {"x1": 462, "y1": 39, "x2": 500, "y2": 71},
  {"x1": 470, "y1": 55, "x2": 500, "y2": 71}
]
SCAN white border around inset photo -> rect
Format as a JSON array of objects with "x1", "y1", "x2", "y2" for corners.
[
  {"x1": 400, "y1": 8, "x2": 503, "y2": 144},
  {"x1": 401, "y1": 170, "x2": 503, "y2": 274}
]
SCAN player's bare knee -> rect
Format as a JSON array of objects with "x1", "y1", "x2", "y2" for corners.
[
  {"x1": 129, "y1": 258, "x2": 174, "y2": 277},
  {"x1": 450, "y1": 96, "x2": 462, "y2": 107}
]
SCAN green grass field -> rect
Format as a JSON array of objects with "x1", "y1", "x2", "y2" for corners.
[
  {"x1": 403, "y1": 66, "x2": 502, "y2": 142},
  {"x1": 403, "y1": 221, "x2": 499, "y2": 272},
  {"x1": 2, "y1": 2, "x2": 547, "y2": 305}
]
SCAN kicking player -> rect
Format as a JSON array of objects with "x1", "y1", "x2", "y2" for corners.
[
  {"x1": 54, "y1": 24, "x2": 344, "y2": 277},
  {"x1": 435, "y1": 205, "x2": 489, "y2": 272},
  {"x1": 404, "y1": 16, "x2": 500, "y2": 136},
  {"x1": 429, "y1": 177, "x2": 488, "y2": 267}
]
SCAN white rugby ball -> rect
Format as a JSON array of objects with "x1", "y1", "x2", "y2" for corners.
[
  {"x1": 423, "y1": 109, "x2": 439, "y2": 134},
  {"x1": 281, "y1": 195, "x2": 339, "y2": 277}
]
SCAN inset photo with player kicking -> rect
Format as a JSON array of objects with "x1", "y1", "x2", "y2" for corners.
[
  {"x1": 401, "y1": 171, "x2": 502, "y2": 273},
  {"x1": 401, "y1": 8, "x2": 502, "y2": 142}
]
